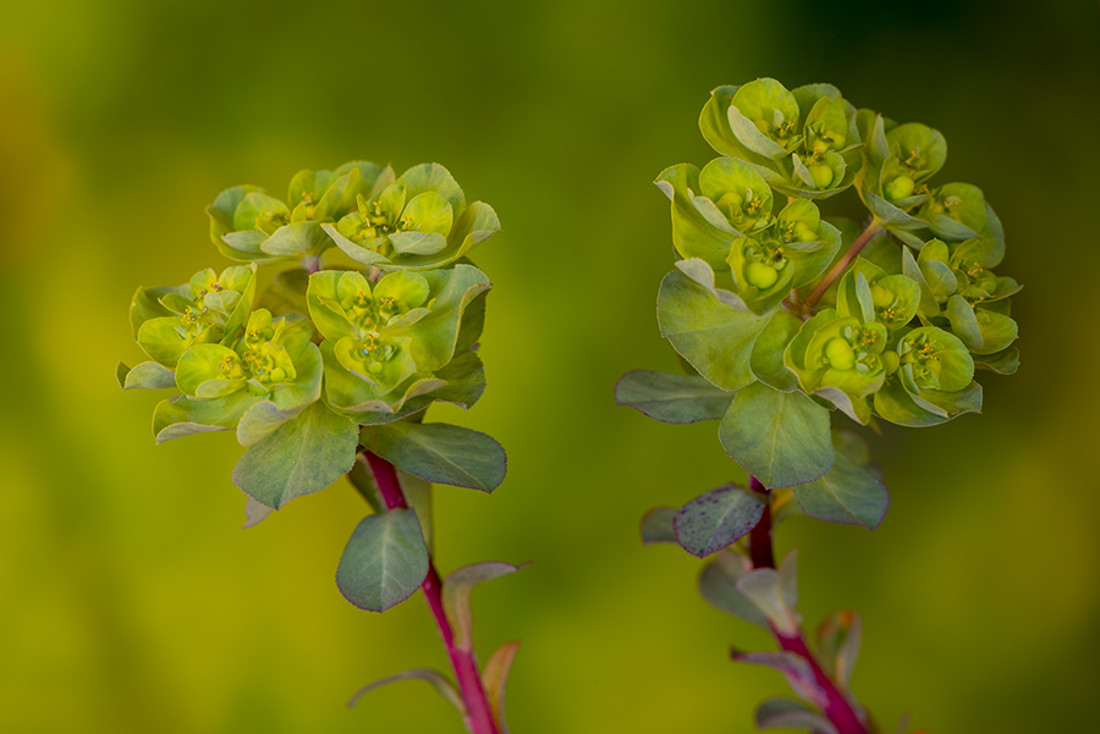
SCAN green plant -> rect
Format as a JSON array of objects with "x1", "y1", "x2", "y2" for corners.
[
  {"x1": 616, "y1": 78, "x2": 1019, "y2": 733},
  {"x1": 119, "y1": 160, "x2": 518, "y2": 734}
]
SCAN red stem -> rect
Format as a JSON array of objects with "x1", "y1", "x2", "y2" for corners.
[
  {"x1": 746, "y1": 475, "x2": 867, "y2": 734},
  {"x1": 363, "y1": 451, "x2": 500, "y2": 734},
  {"x1": 802, "y1": 219, "x2": 883, "y2": 310}
]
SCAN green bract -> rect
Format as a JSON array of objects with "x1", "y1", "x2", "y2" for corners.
[
  {"x1": 207, "y1": 161, "x2": 388, "y2": 262},
  {"x1": 130, "y1": 264, "x2": 257, "y2": 368},
  {"x1": 656, "y1": 162, "x2": 841, "y2": 313},
  {"x1": 783, "y1": 309, "x2": 887, "y2": 425},
  {"x1": 307, "y1": 265, "x2": 490, "y2": 419},
  {"x1": 699, "y1": 79, "x2": 861, "y2": 199},
  {"x1": 149, "y1": 308, "x2": 322, "y2": 444},
  {"x1": 325, "y1": 163, "x2": 501, "y2": 271}
]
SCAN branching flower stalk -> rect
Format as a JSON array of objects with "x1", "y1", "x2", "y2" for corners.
[
  {"x1": 120, "y1": 160, "x2": 520, "y2": 733},
  {"x1": 618, "y1": 78, "x2": 1020, "y2": 732}
]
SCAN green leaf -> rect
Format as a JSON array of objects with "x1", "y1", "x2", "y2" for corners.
[
  {"x1": 654, "y1": 163, "x2": 734, "y2": 267},
  {"x1": 231, "y1": 402, "x2": 358, "y2": 508},
  {"x1": 336, "y1": 508, "x2": 430, "y2": 612},
  {"x1": 674, "y1": 485, "x2": 765, "y2": 557},
  {"x1": 347, "y1": 668, "x2": 463, "y2": 714},
  {"x1": 946, "y1": 295, "x2": 983, "y2": 350},
  {"x1": 750, "y1": 310, "x2": 802, "y2": 392},
  {"x1": 793, "y1": 433, "x2": 889, "y2": 529},
  {"x1": 719, "y1": 382, "x2": 834, "y2": 489},
  {"x1": 361, "y1": 422, "x2": 506, "y2": 492},
  {"x1": 657, "y1": 270, "x2": 766, "y2": 392},
  {"x1": 260, "y1": 221, "x2": 330, "y2": 257},
  {"x1": 614, "y1": 370, "x2": 733, "y2": 424},
  {"x1": 698, "y1": 552, "x2": 770, "y2": 629},
  {"x1": 639, "y1": 506, "x2": 678, "y2": 545},
  {"x1": 152, "y1": 391, "x2": 260, "y2": 443},
  {"x1": 398, "y1": 163, "x2": 466, "y2": 211},
  {"x1": 975, "y1": 347, "x2": 1019, "y2": 375},
  {"x1": 443, "y1": 562, "x2": 524, "y2": 651},
  {"x1": 117, "y1": 360, "x2": 176, "y2": 390},
  {"x1": 346, "y1": 456, "x2": 435, "y2": 549}
]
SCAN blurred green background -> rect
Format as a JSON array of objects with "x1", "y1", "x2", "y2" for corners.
[{"x1": 2, "y1": 0, "x2": 1098, "y2": 731}]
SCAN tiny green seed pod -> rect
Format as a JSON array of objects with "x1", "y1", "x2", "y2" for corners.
[
  {"x1": 825, "y1": 337, "x2": 856, "y2": 370},
  {"x1": 745, "y1": 261, "x2": 779, "y2": 290},
  {"x1": 808, "y1": 164, "x2": 834, "y2": 189},
  {"x1": 885, "y1": 175, "x2": 915, "y2": 202},
  {"x1": 881, "y1": 351, "x2": 900, "y2": 375}
]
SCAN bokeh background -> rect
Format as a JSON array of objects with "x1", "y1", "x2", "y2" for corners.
[{"x1": 2, "y1": 1, "x2": 1098, "y2": 731}]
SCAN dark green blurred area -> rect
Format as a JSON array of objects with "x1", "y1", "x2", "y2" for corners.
[{"x1": 2, "y1": 1, "x2": 1098, "y2": 731}]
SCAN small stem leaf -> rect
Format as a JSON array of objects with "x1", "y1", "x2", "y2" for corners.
[
  {"x1": 442, "y1": 562, "x2": 525, "y2": 651},
  {"x1": 347, "y1": 667, "x2": 464, "y2": 714},
  {"x1": 697, "y1": 552, "x2": 770, "y2": 630},
  {"x1": 756, "y1": 698, "x2": 839, "y2": 734},
  {"x1": 336, "y1": 508, "x2": 430, "y2": 612},
  {"x1": 482, "y1": 641, "x2": 521, "y2": 734},
  {"x1": 614, "y1": 370, "x2": 733, "y2": 424},
  {"x1": 242, "y1": 496, "x2": 274, "y2": 529},
  {"x1": 361, "y1": 422, "x2": 506, "y2": 492},
  {"x1": 639, "y1": 506, "x2": 678, "y2": 545},
  {"x1": 733, "y1": 650, "x2": 829, "y2": 709},
  {"x1": 719, "y1": 382, "x2": 834, "y2": 489},
  {"x1": 816, "y1": 611, "x2": 862, "y2": 689},
  {"x1": 736, "y1": 563, "x2": 802, "y2": 635},
  {"x1": 117, "y1": 361, "x2": 176, "y2": 390},
  {"x1": 673, "y1": 485, "x2": 765, "y2": 557},
  {"x1": 232, "y1": 402, "x2": 358, "y2": 508}
]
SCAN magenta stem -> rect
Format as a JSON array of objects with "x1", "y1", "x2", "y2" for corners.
[
  {"x1": 747, "y1": 475, "x2": 867, "y2": 734},
  {"x1": 363, "y1": 451, "x2": 500, "y2": 734}
]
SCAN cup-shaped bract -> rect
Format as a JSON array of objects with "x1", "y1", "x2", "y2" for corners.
[
  {"x1": 325, "y1": 163, "x2": 501, "y2": 271},
  {"x1": 307, "y1": 265, "x2": 490, "y2": 419},
  {"x1": 873, "y1": 326, "x2": 981, "y2": 427},
  {"x1": 207, "y1": 161, "x2": 390, "y2": 263},
  {"x1": 699, "y1": 79, "x2": 862, "y2": 200},
  {"x1": 151, "y1": 308, "x2": 323, "y2": 443},
  {"x1": 175, "y1": 309, "x2": 319, "y2": 403},
  {"x1": 903, "y1": 238, "x2": 1021, "y2": 365},
  {"x1": 784, "y1": 309, "x2": 890, "y2": 423},
  {"x1": 130, "y1": 264, "x2": 257, "y2": 368}
]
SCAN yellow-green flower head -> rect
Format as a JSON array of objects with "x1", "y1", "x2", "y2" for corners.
[
  {"x1": 325, "y1": 163, "x2": 501, "y2": 272},
  {"x1": 307, "y1": 265, "x2": 491, "y2": 418},
  {"x1": 785, "y1": 310, "x2": 889, "y2": 402},
  {"x1": 207, "y1": 161, "x2": 386, "y2": 263},
  {"x1": 174, "y1": 309, "x2": 317, "y2": 400},
  {"x1": 698, "y1": 79, "x2": 861, "y2": 200},
  {"x1": 130, "y1": 264, "x2": 257, "y2": 368}
]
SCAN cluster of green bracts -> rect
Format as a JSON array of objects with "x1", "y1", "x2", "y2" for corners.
[
  {"x1": 624, "y1": 77, "x2": 1020, "y2": 505},
  {"x1": 620, "y1": 76, "x2": 1021, "y2": 734},
  {"x1": 119, "y1": 160, "x2": 506, "y2": 611}
]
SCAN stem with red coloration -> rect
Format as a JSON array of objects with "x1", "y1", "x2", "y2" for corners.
[
  {"x1": 802, "y1": 219, "x2": 883, "y2": 310},
  {"x1": 363, "y1": 451, "x2": 500, "y2": 734},
  {"x1": 747, "y1": 475, "x2": 867, "y2": 734}
]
